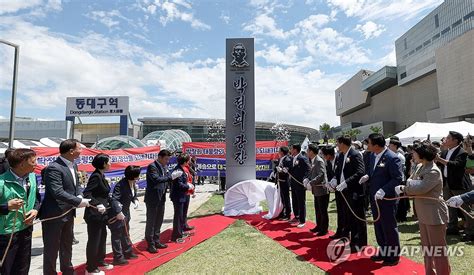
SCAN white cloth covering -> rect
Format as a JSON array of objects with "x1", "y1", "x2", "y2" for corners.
[{"x1": 223, "y1": 179, "x2": 283, "y2": 219}]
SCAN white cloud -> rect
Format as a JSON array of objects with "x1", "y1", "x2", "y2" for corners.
[
  {"x1": 243, "y1": 14, "x2": 289, "y2": 40},
  {"x1": 141, "y1": 0, "x2": 210, "y2": 30},
  {"x1": 355, "y1": 21, "x2": 386, "y2": 39},
  {"x1": 0, "y1": 15, "x2": 344, "y2": 128},
  {"x1": 327, "y1": 0, "x2": 443, "y2": 21},
  {"x1": 87, "y1": 10, "x2": 122, "y2": 29},
  {"x1": 0, "y1": 0, "x2": 43, "y2": 14},
  {"x1": 219, "y1": 13, "x2": 230, "y2": 24}
]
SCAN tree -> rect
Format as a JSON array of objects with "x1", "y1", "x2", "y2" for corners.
[
  {"x1": 319, "y1": 123, "x2": 331, "y2": 144},
  {"x1": 343, "y1": 129, "x2": 361, "y2": 140},
  {"x1": 370, "y1": 126, "x2": 382, "y2": 134},
  {"x1": 206, "y1": 119, "x2": 225, "y2": 142},
  {"x1": 270, "y1": 123, "x2": 291, "y2": 142}
]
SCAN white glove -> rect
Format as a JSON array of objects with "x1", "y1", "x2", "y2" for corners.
[
  {"x1": 276, "y1": 166, "x2": 283, "y2": 173},
  {"x1": 96, "y1": 204, "x2": 106, "y2": 214},
  {"x1": 78, "y1": 198, "x2": 91, "y2": 208},
  {"x1": 282, "y1": 167, "x2": 288, "y2": 174},
  {"x1": 394, "y1": 185, "x2": 404, "y2": 196},
  {"x1": 132, "y1": 200, "x2": 139, "y2": 209},
  {"x1": 359, "y1": 175, "x2": 369, "y2": 184},
  {"x1": 171, "y1": 170, "x2": 183, "y2": 180},
  {"x1": 116, "y1": 212, "x2": 125, "y2": 221},
  {"x1": 446, "y1": 195, "x2": 464, "y2": 208},
  {"x1": 329, "y1": 178, "x2": 337, "y2": 188},
  {"x1": 336, "y1": 181, "x2": 347, "y2": 192},
  {"x1": 77, "y1": 195, "x2": 83, "y2": 199},
  {"x1": 325, "y1": 183, "x2": 335, "y2": 192},
  {"x1": 375, "y1": 189, "x2": 385, "y2": 200},
  {"x1": 303, "y1": 178, "x2": 309, "y2": 185},
  {"x1": 304, "y1": 182, "x2": 312, "y2": 191},
  {"x1": 188, "y1": 183, "x2": 195, "y2": 190}
]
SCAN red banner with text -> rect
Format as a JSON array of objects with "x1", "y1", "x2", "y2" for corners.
[
  {"x1": 182, "y1": 141, "x2": 288, "y2": 160},
  {"x1": 33, "y1": 146, "x2": 161, "y2": 174}
]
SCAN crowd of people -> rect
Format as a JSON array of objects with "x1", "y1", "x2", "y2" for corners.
[
  {"x1": 0, "y1": 131, "x2": 472, "y2": 275},
  {"x1": 269, "y1": 131, "x2": 474, "y2": 275},
  {"x1": 0, "y1": 139, "x2": 196, "y2": 275}
]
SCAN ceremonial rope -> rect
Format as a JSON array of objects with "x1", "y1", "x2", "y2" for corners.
[{"x1": 285, "y1": 171, "x2": 474, "y2": 224}]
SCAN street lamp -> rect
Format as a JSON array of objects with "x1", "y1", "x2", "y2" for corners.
[{"x1": 0, "y1": 39, "x2": 19, "y2": 149}]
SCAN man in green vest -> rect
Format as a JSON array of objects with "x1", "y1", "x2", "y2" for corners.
[{"x1": 0, "y1": 148, "x2": 41, "y2": 275}]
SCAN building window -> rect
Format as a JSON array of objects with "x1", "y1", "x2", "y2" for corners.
[
  {"x1": 432, "y1": 33, "x2": 440, "y2": 40},
  {"x1": 464, "y1": 11, "x2": 474, "y2": 21},
  {"x1": 404, "y1": 38, "x2": 407, "y2": 50},
  {"x1": 452, "y1": 19, "x2": 462, "y2": 28},
  {"x1": 441, "y1": 26, "x2": 450, "y2": 35},
  {"x1": 400, "y1": 72, "x2": 407, "y2": 79},
  {"x1": 423, "y1": 39, "x2": 431, "y2": 46},
  {"x1": 434, "y1": 14, "x2": 439, "y2": 28},
  {"x1": 416, "y1": 45, "x2": 422, "y2": 51}
]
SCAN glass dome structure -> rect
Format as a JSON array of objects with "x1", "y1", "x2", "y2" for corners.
[
  {"x1": 92, "y1": 135, "x2": 146, "y2": 150},
  {"x1": 141, "y1": 130, "x2": 192, "y2": 151}
]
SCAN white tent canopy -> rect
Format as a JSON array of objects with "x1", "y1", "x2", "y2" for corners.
[
  {"x1": 394, "y1": 121, "x2": 474, "y2": 145},
  {"x1": 223, "y1": 179, "x2": 282, "y2": 219}
]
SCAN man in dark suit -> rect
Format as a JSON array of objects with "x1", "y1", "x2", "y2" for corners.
[
  {"x1": 144, "y1": 149, "x2": 181, "y2": 253},
  {"x1": 287, "y1": 144, "x2": 310, "y2": 228},
  {"x1": 365, "y1": 133, "x2": 403, "y2": 266},
  {"x1": 304, "y1": 144, "x2": 329, "y2": 236},
  {"x1": 275, "y1": 146, "x2": 293, "y2": 220},
  {"x1": 330, "y1": 135, "x2": 367, "y2": 252},
  {"x1": 40, "y1": 139, "x2": 91, "y2": 275},
  {"x1": 436, "y1": 131, "x2": 473, "y2": 240}
]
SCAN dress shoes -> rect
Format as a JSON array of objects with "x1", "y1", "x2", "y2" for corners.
[
  {"x1": 184, "y1": 226, "x2": 195, "y2": 231},
  {"x1": 316, "y1": 231, "x2": 328, "y2": 237},
  {"x1": 382, "y1": 259, "x2": 399, "y2": 266},
  {"x1": 370, "y1": 255, "x2": 384, "y2": 262},
  {"x1": 310, "y1": 227, "x2": 319, "y2": 233},
  {"x1": 156, "y1": 242, "x2": 168, "y2": 249},
  {"x1": 147, "y1": 246, "x2": 158, "y2": 254}
]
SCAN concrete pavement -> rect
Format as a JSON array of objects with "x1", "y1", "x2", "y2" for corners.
[{"x1": 28, "y1": 183, "x2": 219, "y2": 274}]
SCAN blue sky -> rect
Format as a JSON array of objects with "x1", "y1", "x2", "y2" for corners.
[{"x1": 0, "y1": 0, "x2": 443, "y2": 128}]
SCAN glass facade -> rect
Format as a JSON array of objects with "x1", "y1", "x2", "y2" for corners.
[
  {"x1": 92, "y1": 135, "x2": 146, "y2": 150},
  {"x1": 395, "y1": 0, "x2": 473, "y2": 85},
  {"x1": 142, "y1": 130, "x2": 192, "y2": 151},
  {"x1": 140, "y1": 118, "x2": 317, "y2": 145}
]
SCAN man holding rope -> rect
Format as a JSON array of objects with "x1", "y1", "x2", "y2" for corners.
[
  {"x1": 330, "y1": 135, "x2": 367, "y2": 252},
  {"x1": 288, "y1": 144, "x2": 310, "y2": 228},
  {"x1": 40, "y1": 139, "x2": 91, "y2": 275},
  {"x1": 275, "y1": 146, "x2": 293, "y2": 221},
  {"x1": 0, "y1": 149, "x2": 41, "y2": 275},
  {"x1": 364, "y1": 133, "x2": 403, "y2": 266}
]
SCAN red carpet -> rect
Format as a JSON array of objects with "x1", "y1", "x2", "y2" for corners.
[
  {"x1": 73, "y1": 215, "x2": 235, "y2": 274},
  {"x1": 241, "y1": 214, "x2": 425, "y2": 275}
]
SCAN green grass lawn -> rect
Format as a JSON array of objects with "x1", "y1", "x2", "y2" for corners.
[{"x1": 149, "y1": 191, "x2": 473, "y2": 274}]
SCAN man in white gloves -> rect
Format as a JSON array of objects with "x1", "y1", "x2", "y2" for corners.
[
  {"x1": 447, "y1": 190, "x2": 474, "y2": 207},
  {"x1": 275, "y1": 147, "x2": 293, "y2": 221},
  {"x1": 365, "y1": 133, "x2": 403, "y2": 266},
  {"x1": 331, "y1": 135, "x2": 366, "y2": 253},
  {"x1": 144, "y1": 150, "x2": 174, "y2": 253},
  {"x1": 305, "y1": 144, "x2": 330, "y2": 236},
  {"x1": 39, "y1": 139, "x2": 87, "y2": 275}
]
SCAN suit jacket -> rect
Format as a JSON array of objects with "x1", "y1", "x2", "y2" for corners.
[
  {"x1": 289, "y1": 153, "x2": 310, "y2": 190},
  {"x1": 335, "y1": 148, "x2": 365, "y2": 196},
  {"x1": 83, "y1": 170, "x2": 111, "y2": 223},
  {"x1": 169, "y1": 165, "x2": 190, "y2": 203},
  {"x1": 144, "y1": 160, "x2": 171, "y2": 205},
  {"x1": 461, "y1": 189, "x2": 474, "y2": 204},
  {"x1": 405, "y1": 162, "x2": 448, "y2": 225},
  {"x1": 326, "y1": 159, "x2": 336, "y2": 182},
  {"x1": 111, "y1": 178, "x2": 138, "y2": 218},
  {"x1": 39, "y1": 158, "x2": 82, "y2": 221},
  {"x1": 367, "y1": 149, "x2": 403, "y2": 199},
  {"x1": 308, "y1": 155, "x2": 328, "y2": 196},
  {"x1": 277, "y1": 155, "x2": 292, "y2": 183},
  {"x1": 438, "y1": 146, "x2": 472, "y2": 190}
]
